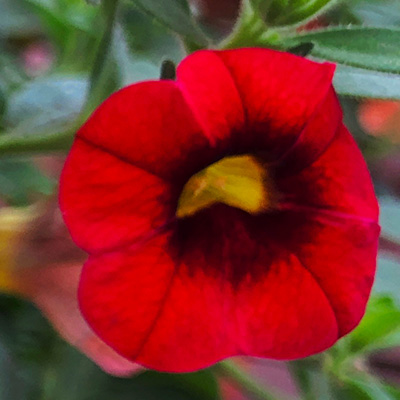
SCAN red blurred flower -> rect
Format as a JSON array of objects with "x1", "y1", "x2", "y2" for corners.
[
  {"x1": 21, "y1": 41, "x2": 54, "y2": 77},
  {"x1": 60, "y1": 48, "x2": 380, "y2": 372},
  {"x1": 358, "y1": 100, "x2": 400, "y2": 142}
]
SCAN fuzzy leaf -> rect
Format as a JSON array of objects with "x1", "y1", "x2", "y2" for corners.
[
  {"x1": 330, "y1": 377, "x2": 396, "y2": 400},
  {"x1": 334, "y1": 65, "x2": 400, "y2": 100},
  {"x1": 4, "y1": 76, "x2": 88, "y2": 135},
  {"x1": 265, "y1": 0, "x2": 339, "y2": 26},
  {"x1": 290, "y1": 27, "x2": 400, "y2": 74},
  {"x1": 348, "y1": 296, "x2": 400, "y2": 353},
  {"x1": 127, "y1": 0, "x2": 208, "y2": 46}
]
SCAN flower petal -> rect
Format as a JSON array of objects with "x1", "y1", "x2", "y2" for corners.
[
  {"x1": 79, "y1": 207, "x2": 339, "y2": 372},
  {"x1": 273, "y1": 210, "x2": 379, "y2": 337},
  {"x1": 216, "y1": 48, "x2": 336, "y2": 158},
  {"x1": 75, "y1": 81, "x2": 222, "y2": 182},
  {"x1": 176, "y1": 50, "x2": 245, "y2": 149},
  {"x1": 272, "y1": 87, "x2": 342, "y2": 174},
  {"x1": 277, "y1": 125, "x2": 379, "y2": 220},
  {"x1": 60, "y1": 138, "x2": 176, "y2": 253}
]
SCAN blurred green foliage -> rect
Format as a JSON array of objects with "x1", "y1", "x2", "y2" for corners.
[{"x1": 0, "y1": 295, "x2": 220, "y2": 400}]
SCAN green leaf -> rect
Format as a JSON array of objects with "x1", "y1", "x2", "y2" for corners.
[
  {"x1": 384, "y1": 385, "x2": 400, "y2": 400},
  {"x1": 22, "y1": 0, "x2": 98, "y2": 36},
  {"x1": 0, "y1": 86, "x2": 6, "y2": 121},
  {"x1": 348, "y1": 296, "x2": 400, "y2": 353},
  {"x1": 118, "y1": 4, "x2": 185, "y2": 82},
  {"x1": 374, "y1": 256, "x2": 400, "y2": 303},
  {"x1": 0, "y1": 0, "x2": 41, "y2": 37},
  {"x1": 350, "y1": 0, "x2": 400, "y2": 28},
  {"x1": 0, "y1": 75, "x2": 86, "y2": 154},
  {"x1": 111, "y1": 24, "x2": 161, "y2": 84},
  {"x1": 0, "y1": 158, "x2": 54, "y2": 205},
  {"x1": 0, "y1": 52, "x2": 26, "y2": 94},
  {"x1": 105, "y1": 370, "x2": 221, "y2": 400},
  {"x1": 0, "y1": 340, "x2": 24, "y2": 400},
  {"x1": 0, "y1": 129, "x2": 74, "y2": 155},
  {"x1": 84, "y1": 0, "x2": 121, "y2": 113},
  {"x1": 48, "y1": 351, "x2": 221, "y2": 400},
  {"x1": 0, "y1": 295, "x2": 58, "y2": 400},
  {"x1": 330, "y1": 376, "x2": 396, "y2": 400},
  {"x1": 4, "y1": 75, "x2": 88, "y2": 136},
  {"x1": 127, "y1": 0, "x2": 208, "y2": 47},
  {"x1": 288, "y1": 27, "x2": 400, "y2": 74},
  {"x1": 265, "y1": 0, "x2": 339, "y2": 26},
  {"x1": 334, "y1": 65, "x2": 400, "y2": 100},
  {"x1": 379, "y1": 196, "x2": 400, "y2": 239},
  {"x1": 0, "y1": 293, "x2": 222, "y2": 400}
]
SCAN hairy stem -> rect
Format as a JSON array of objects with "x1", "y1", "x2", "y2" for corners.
[{"x1": 216, "y1": 360, "x2": 291, "y2": 400}]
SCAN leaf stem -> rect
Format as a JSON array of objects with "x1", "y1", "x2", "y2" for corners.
[
  {"x1": 288, "y1": 361, "x2": 316, "y2": 400},
  {"x1": 0, "y1": 129, "x2": 74, "y2": 155},
  {"x1": 216, "y1": 360, "x2": 289, "y2": 400},
  {"x1": 84, "y1": 0, "x2": 120, "y2": 115},
  {"x1": 219, "y1": 0, "x2": 281, "y2": 50}
]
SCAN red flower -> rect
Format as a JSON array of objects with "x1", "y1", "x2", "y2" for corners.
[
  {"x1": 60, "y1": 48, "x2": 380, "y2": 372},
  {"x1": 358, "y1": 100, "x2": 400, "y2": 141}
]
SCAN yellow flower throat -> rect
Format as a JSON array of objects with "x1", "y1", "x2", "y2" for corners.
[{"x1": 177, "y1": 155, "x2": 273, "y2": 218}]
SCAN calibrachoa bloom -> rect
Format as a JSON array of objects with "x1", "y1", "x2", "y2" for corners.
[{"x1": 60, "y1": 48, "x2": 380, "y2": 372}]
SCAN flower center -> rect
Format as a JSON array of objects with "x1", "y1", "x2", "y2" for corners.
[{"x1": 176, "y1": 155, "x2": 274, "y2": 218}]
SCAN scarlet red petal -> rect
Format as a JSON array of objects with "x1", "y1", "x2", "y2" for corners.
[
  {"x1": 272, "y1": 122, "x2": 380, "y2": 335},
  {"x1": 176, "y1": 50, "x2": 245, "y2": 149},
  {"x1": 79, "y1": 207, "x2": 339, "y2": 372},
  {"x1": 277, "y1": 125, "x2": 379, "y2": 220},
  {"x1": 78, "y1": 231, "x2": 179, "y2": 368},
  {"x1": 272, "y1": 88, "x2": 342, "y2": 175},
  {"x1": 216, "y1": 48, "x2": 336, "y2": 157},
  {"x1": 272, "y1": 210, "x2": 379, "y2": 337},
  {"x1": 60, "y1": 138, "x2": 176, "y2": 253},
  {"x1": 76, "y1": 81, "x2": 221, "y2": 182}
]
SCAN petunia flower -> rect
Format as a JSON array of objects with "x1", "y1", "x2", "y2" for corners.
[{"x1": 60, "y1": 48, "x2": 380, "y2": 373}]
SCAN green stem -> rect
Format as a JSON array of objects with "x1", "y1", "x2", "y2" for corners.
[
  {"x1": 41, "y1": 362, "x2": 57, "y2": 400},
  {"x1": 84, "y1": 0, "x2": 120, "y2": 115},
  {"x1": 0, "y1": 129, "x2": 74, "y2": 155},
  {"x1": 219, "y1": 0, "x2": 281, "y2": 50},
  {"x1": 216, "y1": 360, "x2": 289, "y2": 400},
  {"x1": 289, "y1": 361, "x2": 316, "y2": 400}
]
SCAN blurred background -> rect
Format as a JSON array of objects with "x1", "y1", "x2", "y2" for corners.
[{"x1": 0, "y1": 0, "x2": 400, "y2": 399}]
